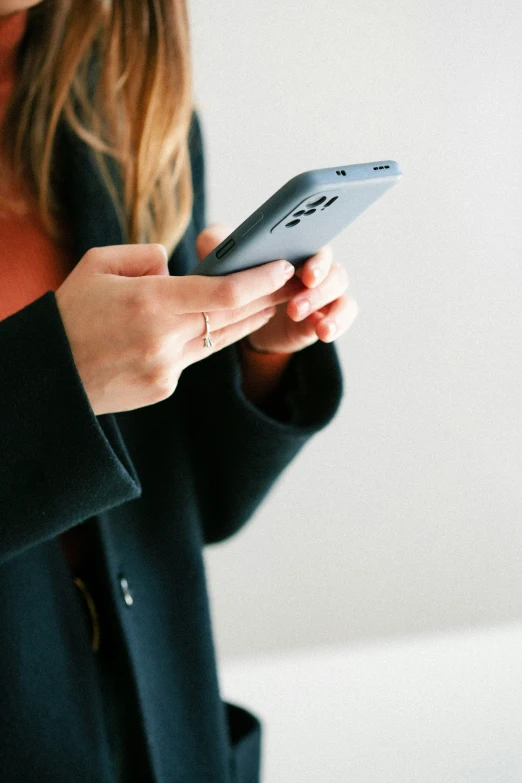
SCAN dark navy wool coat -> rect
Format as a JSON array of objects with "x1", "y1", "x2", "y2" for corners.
[{"x1": 0, "y1": 110, "x2": 343, "y2": 782}]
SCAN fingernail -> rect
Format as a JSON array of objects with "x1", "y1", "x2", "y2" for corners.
[
  {"x1": 294, "y1": 299, "x2": 310, "y2": 319},
  {"x1": 323, "y1": 320, "x2": 337, "y2": 339},
  {"x1": 282, "y1": 262, "x2": 295, "y2": 279},
  {"x1": 309, "y1": 265, "x2": 322, "y2": 285}
]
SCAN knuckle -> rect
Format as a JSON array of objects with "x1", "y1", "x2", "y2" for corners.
[
  {"x1": 139, "y1": 331, "x2": 165, "y2": 362},
  {"x1": 126, "y1": 287, "x2": 159, "y2": 322},
  {"x1": 81, "y1": 248, "x2": 93, "y2": 265},
  {"x1": 218, "y1": 278, "x2": 243, "y2": 310},
  {"x1": 83, "y1": 246, "x2": 98, "y2": 263},
  {"x1": 126, "y1": 290, "x2": 144, "y2": 318},
  {"x1": 142, "y1": 365, "x2": 175, "y2": 399},
  {"x1": 155, "y1": 375, "x2": 176, "y2": 400}
]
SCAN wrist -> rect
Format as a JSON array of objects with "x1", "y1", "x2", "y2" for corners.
[
  {"x1": 237, "y1": 337, "x2": 293, "y2": 411},
  {"x1": 241, "y1": 335, "x2": 293, "y2": 356}
]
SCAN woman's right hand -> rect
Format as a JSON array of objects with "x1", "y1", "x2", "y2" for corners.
[{"x1": 55, "y1": 240, "x2": 297, "y2": 416}]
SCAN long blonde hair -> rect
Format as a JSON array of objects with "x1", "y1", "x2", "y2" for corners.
[{"x1": 1, "y1": 0, "x2": 195, "y2": 256}]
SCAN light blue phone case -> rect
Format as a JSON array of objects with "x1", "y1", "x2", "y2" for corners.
[{"x1": 186, "y1": 160, "x2": 402, "y2": 276}]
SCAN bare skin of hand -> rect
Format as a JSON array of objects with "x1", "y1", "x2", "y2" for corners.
[
  {"x1": 55, "y1": 242, "x2": 297, "y2": 416},
  {"x1": 199, "y1": 224, "x2": 359, "y2": 355}
]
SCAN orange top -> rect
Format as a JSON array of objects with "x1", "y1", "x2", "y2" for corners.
[
  {"x1": 0, "y1": 9, "x2": 73, "y2": 322},
  {"x1": 0, "y1": 9, "x2": 92, "y2": 573}
]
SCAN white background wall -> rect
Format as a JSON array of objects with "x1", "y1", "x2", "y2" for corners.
[
  {"x1": 187, "y1": 0, "x2": 522, "y2": 664},
  {"x1": 219, "y1": 623, "x2": 522, "y2": 782}
]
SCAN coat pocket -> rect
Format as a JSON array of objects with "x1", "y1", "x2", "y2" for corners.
[{"x1": 224, "y1": 700, "x2": 263, "y2": 783}]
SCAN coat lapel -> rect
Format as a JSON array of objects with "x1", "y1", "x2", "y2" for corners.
[
  {"x1": 56, "y1": 111, "x2": 203, "y2": 277},
  {"x1": 57, "y1": 121, "x2": 125, "y2": 264}
]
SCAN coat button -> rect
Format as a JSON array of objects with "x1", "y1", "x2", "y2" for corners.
[{"x1": 119, "y1": 575, "x2": 134, "y2": 606}]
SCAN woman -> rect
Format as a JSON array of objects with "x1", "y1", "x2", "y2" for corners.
[{"x1": 0, "y1": 1, "x2": 356, "y2": 781}]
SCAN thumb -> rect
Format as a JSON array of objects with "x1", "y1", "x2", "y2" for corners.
[
  {"x1": 88, "y1": 243, "x2": 170, "y2": 277},
  {"x1": 195, "y1": 223, "x2": 232, "y2": 262}
]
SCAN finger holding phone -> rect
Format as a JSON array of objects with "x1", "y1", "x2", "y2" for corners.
[
  {"x1": 197, "y1": 223, "x2": 357, "y2": 354},
  {"x1": 248, "y1": 242, "x2": 358, "y2": 354},
  {"x1": 190, "y1": 160, "x2": 402, "y2": 354}
]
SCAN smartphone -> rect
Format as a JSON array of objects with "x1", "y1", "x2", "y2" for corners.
[{"x1": 186, "y1": 160, "x2": 402, "y2": 276}]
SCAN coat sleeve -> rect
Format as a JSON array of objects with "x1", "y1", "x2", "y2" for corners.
[
  {"x1": 178, "y1": 341, "x2": 343, "y2": 545},
  {"x1": 177, "y1": 109, "x2": 344, "y2": 545},
  {"x1": 0, "y1": 292, "x2": 142, "y2": 565}
]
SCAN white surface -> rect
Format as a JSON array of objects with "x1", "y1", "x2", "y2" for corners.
[
  {"x1": 189, "y1": 0, "x2": 522, "y2": 661},
  {"x1": 220, "y1": 622, "x2": 522, "y2": 782}
]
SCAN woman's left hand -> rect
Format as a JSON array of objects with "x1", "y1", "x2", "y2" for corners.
[
  {"x1": 248, "y1": 243, "x2": 358, "y2": 354},
  {"x1": 195, "y1": 224, "x2": 359, "y2": 355}
]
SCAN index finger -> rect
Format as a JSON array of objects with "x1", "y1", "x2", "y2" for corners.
[
  {"x1": 166, "y1": 259, "x2": 296, "y2": 314},
  {"x1": 294, "y1": 245, "x2": 333, "y2": 288}
]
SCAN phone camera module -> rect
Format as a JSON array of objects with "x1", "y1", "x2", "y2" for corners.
[
  {"x1": 322, "y1": 196, "x2": 338, "y2": 209},
  {"x1": 306, "y1": 196, "x2": 327, "y2": 208},
  {"x1": 275, "y1": 192, "x2": 338, "y2": 233}
]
